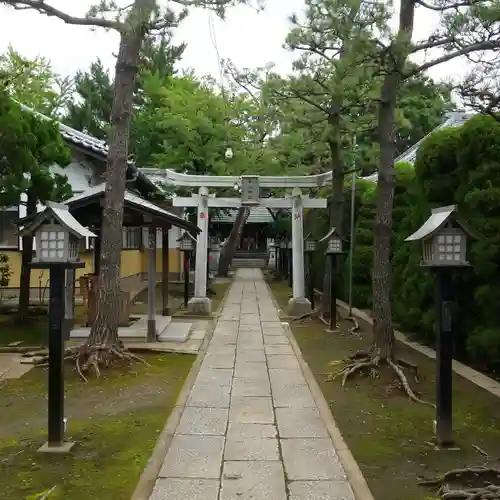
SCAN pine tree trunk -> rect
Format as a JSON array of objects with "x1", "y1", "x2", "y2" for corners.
[
  {"x1": 371, "y1": 0, "x2": 415, "y2": 360},
  {"x1": 321, "y1": 120, "x2": 344, "y2": 315},
  {"x1": 17, "y1": 193, "x2": 37, "y2": 323},
  {"x1": 87, "y1": 0, "x2": 154, "y2": 347},
  {"x1": 218, "y1": 207, "x2": 249, "y2": 277}
]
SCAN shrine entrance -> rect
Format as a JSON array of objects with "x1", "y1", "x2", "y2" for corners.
[{"x1": 141, "y1": 169, "x2": 332, "y2": 315}]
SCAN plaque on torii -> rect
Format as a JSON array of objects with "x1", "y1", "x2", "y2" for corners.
[{"x1": 240, "y1": 175, "x2": 260, "y2": 206}]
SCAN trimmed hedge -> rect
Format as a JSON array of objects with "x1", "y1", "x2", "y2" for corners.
[{"x1": 346, "y1": 115, "x2": 500, "y2": 372}]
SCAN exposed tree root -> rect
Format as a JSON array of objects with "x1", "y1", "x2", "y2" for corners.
[
  {"x1": 287, "y1": 306, "x2": 322, "y2": 323},
  {"x1": 346, "y1": 315, "x2": 360, "y2": 334},
  {"x1": 326, "y1": 350, "x2": 434, "y2": 406},
  {"x1": 418, "y1": 467, "x2": 500, "y2": 499},
  {"x1": 25, "y1": 343, "x2": 149, "y2": 381}
]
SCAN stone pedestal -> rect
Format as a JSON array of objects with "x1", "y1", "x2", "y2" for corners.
[
  {"x1": 38, "y1": 441, "x2": 75, "y2": 454},
  {"x1": 287, "y1": 297, "x2": 312, "y2": 317},
  {"x1": 188, "y1": 296, "x2": 212, "y2": 315}
]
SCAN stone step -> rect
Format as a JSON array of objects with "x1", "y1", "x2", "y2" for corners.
[
  {"x1": 231, "y1": 259, "x2": 267, "y2": 269},
  {"x1": 69, "y1": 314, "x2": 172, "y2": 340},
  {"x1": 158, "y1": 321, "x2": 193, "y2": 343}
]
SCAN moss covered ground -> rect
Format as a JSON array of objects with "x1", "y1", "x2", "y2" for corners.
[
  {"x1": 0, "y1": 352, "x2": 194, "y2": 500},
  {"x1": 270, "y1": 280, "x2": 500, "y2": 500}
]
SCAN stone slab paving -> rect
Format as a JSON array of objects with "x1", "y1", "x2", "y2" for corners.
[
  {"x1": 150, "y1": 268, "x2": 356, "y2": 500},
  {"x1": 0, "y1": 353, "x2": 33, "y2": 381}
]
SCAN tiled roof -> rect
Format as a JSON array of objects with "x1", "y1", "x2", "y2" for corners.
[
  {"x1": 58, "y1": 123, "x2": 109, "y2": 157},
  {"x1": 17, "y1": 102, "x2": 156, "y2": 191},
  {"x1": 65, "y1": 184, "x2": 200, "y2": 233},
  {"x1": 361, "y1": 111, "x2": 474, "y2": 183}
]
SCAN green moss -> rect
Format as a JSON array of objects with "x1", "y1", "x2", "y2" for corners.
[
  {"x1": 270, "y1": 281, "x2": 500, "y2": 500},
  {"x1": 0, "y1": 313, "x2": 49, "y2": 346},
  {"x1": 0, "y1": 353, "x2": 194, "y2": 500}
]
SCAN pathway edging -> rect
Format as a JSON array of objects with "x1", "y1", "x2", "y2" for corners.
[
  {"x1": 283, "y1": 323, "x2": 375, "y2": 500},
  {"x1": 131, "y1": 316, "x2": 218, "y2": 500},
  {"x1": 266, "y1": 284, "x2": 375, "y2": 500},
  {"x1": 336, "y1": 300, "x2": 500, "y2": 399}
]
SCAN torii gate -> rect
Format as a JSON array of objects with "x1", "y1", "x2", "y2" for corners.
[{"x1": 141, "y1": 169, "x2": 332, "y2": 315}]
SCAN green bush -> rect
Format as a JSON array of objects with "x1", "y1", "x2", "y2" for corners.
[
  {"x1": 305, "y1": 117, "x2": 500, "y2": 371},
  {"x1": 347, "y1": 115, "x2": 500, "y2": 371}
]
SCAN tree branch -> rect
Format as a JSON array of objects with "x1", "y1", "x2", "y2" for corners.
[
  {"x1": 1, "y1": 0, "x2": 120, "y2": 29},
  {"x1": 408, "y1": 40, "x2": 500, "y2": 77},
  {"x1": 415, "y1": 0, "x2": 477, "y2": 11},
  {"x1": 411, "y1": 36, "x2": 455, "y2": 52}
]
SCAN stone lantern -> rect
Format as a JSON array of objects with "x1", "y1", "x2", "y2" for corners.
[
  {"x1": 178, "y1": 231, "x2": 196, "y2": 308},
  {"x1": 405, "y1": 204, "x2": 481, "y2": 447},
  {"x1": 405, "y1": 205, "x2": 476, "y2": 267},
  {"x1": 21, "y1": 202, "x2": 95, "y2": 264},
  {"x1": 321, "y1": 227, "x2": 343, "y2": 255},
  {"x1": 19, "y1": 202, "x2": 95, "y2": 454},
  {"x1": 304, "y1": 234, "x2": 317, "y2": 308},
  {"x1": 319, "y1": 227, "x2": 344, "y2": 332}
]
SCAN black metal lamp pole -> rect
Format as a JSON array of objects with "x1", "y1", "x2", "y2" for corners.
[
  {"x1": 47, "y1": 264, "x2": 65, "y2": 446},
  {"x1": 276, "y1": 245, "x2": 281, "y2": 280},
  {"x1": 434, "y1": 267, "x2": 454, "y2": 446},
  {"x1": 329, "y1": 254, "x2": 337, "y2": 332},
  {"x1": 304, "y1": 237, "x2": 318, "y2": 308},
  {"x1": 31, "y1": 261, "x2": 84, "y2": 450},
  {"x1": 308, "y1": 251, "x2": 315, "y2": 309},
  {"x1": 282, "y1": 244, "x2": 287, "y2": 280},
  {"x1": 183, "y1": 250, "x2": 190, "y2": 308}
]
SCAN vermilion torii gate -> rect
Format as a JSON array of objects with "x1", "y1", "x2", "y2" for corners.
[{"x1": 141, "y1": 169, "x2": 331, "y2": 315}]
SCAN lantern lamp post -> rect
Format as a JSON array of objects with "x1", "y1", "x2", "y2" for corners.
[
  {"x1": 405, "y1": 205, "x2": 480, "y2": 447},
  {"x1": 178, "y1": 231, "x2": 196, "y2": 308},
  {"x1": 273, "y1": 239, "x2": 280, "y2": 279},
  {"x1": 319, "y1": 228, "x2": 344, "y2": 333},
  {"x1": 268, "y1": 241, "x2": 276, "y2": 271},
  {"x1": 280, "y1": 239, "x2": 287, "y2": 280},
  {"x1": 287, "y1": 239, "x2": 293, "y2": 288},
  {"x1": 19, "y1": 202, "x2": 96, "y2": 453},
  {"x1": 304, "y1": 234, "x2": 317, "y2": 309}
]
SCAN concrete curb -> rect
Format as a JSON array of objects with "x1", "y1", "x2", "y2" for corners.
[
  {"x1": 284, "y1": 325, "x2": 376, "y2": 500},
  {"x1": 336, "y1": 299, "x2": 500, "y2": 400},
  {"x1": 130, "y1": 313, "x2": 219, "y2": 500},
  {"x1": 265, "y1": 282, "x2": 375, "y2": 500}
]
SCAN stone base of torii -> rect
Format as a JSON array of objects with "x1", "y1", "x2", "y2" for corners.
[{"x1": 140, "y1": 169, "x2": 332, "y2": 316}]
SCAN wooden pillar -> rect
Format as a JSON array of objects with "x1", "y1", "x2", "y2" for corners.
[
  {"x1": 93, "y1": 230, "x2": 101, "y2": 275},
  {"x1": 162, "y1": 227, "x2": 169, "y2": 316},
  {"x1": 147, "y1": 226, "x2": 157, "y2": 342},
  {"x1": 63, "y1": 268, "x2": 75, "y2": 340}
]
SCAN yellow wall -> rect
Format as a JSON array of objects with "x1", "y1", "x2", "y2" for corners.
[
  {"x1": 1, "y1": 247, "x2": 181, "y2": 288},
  {"x1": 141, "y1": 248, "x2": 180, "y2": 275}
]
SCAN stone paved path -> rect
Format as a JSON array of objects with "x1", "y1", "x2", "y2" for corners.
[
  {"x1": 0, "y1": 353, "x2": 32, "y2": 381},
  {"x1": 150, "y1": 269, "x2": 355, "y2": 500}
]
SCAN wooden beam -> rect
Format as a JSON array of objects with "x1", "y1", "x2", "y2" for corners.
[
  {"x1": 147, "y1": 226, "x2": 157, "y2": 342},
  {"x1": 162, "y1": 228, "x2": 169, "y2": 316}
]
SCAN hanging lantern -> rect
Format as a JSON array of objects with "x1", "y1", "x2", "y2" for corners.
[{"x1": 225, "y1": 147, "x2": 233, "y2": 160}]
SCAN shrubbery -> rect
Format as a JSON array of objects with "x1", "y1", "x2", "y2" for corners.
[{"x1": 347, "y1": 115, "x2": 500, "y2": 372}]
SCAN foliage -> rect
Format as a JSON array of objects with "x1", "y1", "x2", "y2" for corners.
[
  {"x1": 0, "y1": 89, "x2": 72, "y2": 207},
  {"x1": 0, "y1": 45, "x2": 72, "y2": 116},
  {"x1": 349, "y1": 116, "x2": 500, "y2": 372},
  {"x1": 65, "y1": 31, "x2": 186, "y2": 160}
]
